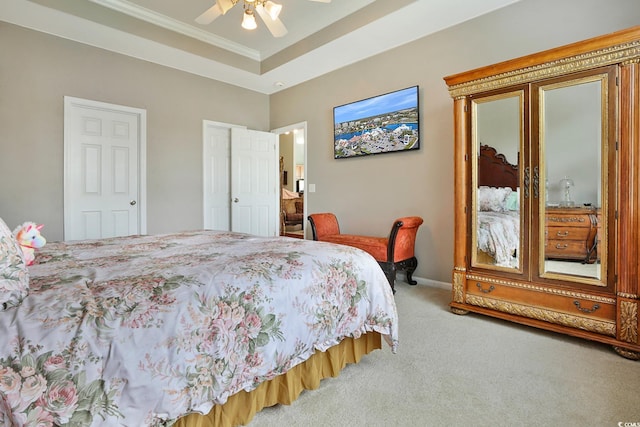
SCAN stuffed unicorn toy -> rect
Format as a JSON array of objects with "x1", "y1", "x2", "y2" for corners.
[{"x1": 13, "y1": 222, "x2": 46, "y2": 266}]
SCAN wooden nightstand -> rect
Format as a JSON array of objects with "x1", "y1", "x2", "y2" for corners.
[{"x1": 545, "y1": 207, "x2": 599, "y2": 263}]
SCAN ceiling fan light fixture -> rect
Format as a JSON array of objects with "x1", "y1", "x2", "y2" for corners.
[
  {"x1": 241, "y1": 9, "x2": 257, "y2": 30},
  {"x1": 197, "y1": 0, "x2": 325, "y2": 36},
  {"x1": 263, "y1": 1, "x2": 282, "y2": 21}
]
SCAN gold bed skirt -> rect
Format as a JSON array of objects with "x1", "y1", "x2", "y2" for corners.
[
  {"x1": 476, "y1": 249, "x2": 495, "y2": 265},
  {"x1": 174, "y1": 332, "x2": 382, "y2": 427}
]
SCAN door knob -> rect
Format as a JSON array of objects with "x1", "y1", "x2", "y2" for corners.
[
  {"x1": 130, "y1": 200, "x2": 137, "y2": 206},
  {"x1": 233, "y1": 198, "x2": 239, "y2": 203}
]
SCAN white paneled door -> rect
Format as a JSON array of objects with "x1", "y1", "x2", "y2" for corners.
[
  {"x1": 203, "y1": 122, "x2": 279, "y2": 237},
  {"x1": 64, "y1": 97, "x2": 146, "y2": 241},
  {"x1": 230, "y1": 128, "x2": 278, "y2": 237},
  {"x1": 202, "y1": 121, "x2": 244, "y2": 232}
]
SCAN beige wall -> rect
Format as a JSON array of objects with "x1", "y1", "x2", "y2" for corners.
[
  {"x1": 1, "y1": 0, "x2": 638, "y2": 284},
  {"x1": 269, "y1": 0, "x2": 638, "y2": 283},
  {"x1": 0, "y1": 22, "x2": 269, "y2": 242}
]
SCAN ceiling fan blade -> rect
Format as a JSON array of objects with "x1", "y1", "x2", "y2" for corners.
[
  {"x1": 217, "y1": 0, "x2": 236, "y2": 14},
  {"x1": 308, "y1": 0, "x2": 331, "y2": 3},
  {"x1": 256, "y1": 5, "x2": 288, "y2": 37},
  {"x1": 195, "y1": 4, "x2": 223, "y2": 25}
]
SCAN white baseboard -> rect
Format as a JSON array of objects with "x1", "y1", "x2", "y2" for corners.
[{"x1": 396, "y1": 273, "x2": 451, "y2": 290}]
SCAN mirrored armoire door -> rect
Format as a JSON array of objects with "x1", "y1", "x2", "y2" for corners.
[
  {"x1": 470, "y1": 88, "x2": 528, "y2": 277},
  {"x1": 531, "y1": 65, "x2": 617, "y2": 292}
]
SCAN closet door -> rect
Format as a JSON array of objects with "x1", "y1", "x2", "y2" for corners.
[
  {"x1": 469, "y1": 86, "x2": 529, "y2": 277},
  {"x1": 531, "y1": 66, "x2": 618, "y2": 292}
]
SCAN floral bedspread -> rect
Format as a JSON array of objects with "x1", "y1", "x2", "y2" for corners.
[
  {"x1": 0, "y1": 231, "x2": 398, "y2": 426},
  {"x1": 477, "y1": 211, "x2": 520, "y2": 267}
]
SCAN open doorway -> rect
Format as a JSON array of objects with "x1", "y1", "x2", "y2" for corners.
[{"x1": 273, "y1": 123, "x2": 306, "y2": 239}]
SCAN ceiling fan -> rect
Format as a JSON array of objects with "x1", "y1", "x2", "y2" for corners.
[{"x1": 195, "y1": 0, "x2": 331, "y2": 38}]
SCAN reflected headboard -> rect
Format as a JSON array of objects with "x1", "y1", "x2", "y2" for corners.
[{"x1": 478, "y1": 145, "x2": 519, "y2": 190}]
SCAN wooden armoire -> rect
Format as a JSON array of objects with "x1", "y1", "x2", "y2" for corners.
[{"x1": 444, "y1": 26, "x2": 640, "y2": 359}]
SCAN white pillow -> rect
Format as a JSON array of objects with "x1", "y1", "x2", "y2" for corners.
[
  {"x1": 478, "y1": 186, "x2": 512, "y2": 212},
  {"x1": 0, "y1": 217, "x2": 29, "y2": 310}
]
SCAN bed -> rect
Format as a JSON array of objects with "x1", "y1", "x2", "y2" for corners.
[
  {"x1": 0, "y1": 221, "x2": 398, "y2": 426},
  {"x1": 475, "y1": 145, "x2": 521, "y2": 267}
]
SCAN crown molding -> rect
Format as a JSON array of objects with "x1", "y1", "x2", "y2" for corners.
[{"x1": 88, "y1": 0, "x2": 261, "y2": 60}]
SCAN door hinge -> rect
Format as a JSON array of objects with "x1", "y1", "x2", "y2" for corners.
[
  {"x1": 464, "y1": 154, "x2": 468, "y2": 161},
  {"x1": 464, "y1": 105, "x2": 468, "y2": 112},
  {"x1": 616, "y1": 76, "x2": 619, "y2": 86},
  {"x1": 464, "y1": 206, "x2": 467, "y2": 214}
]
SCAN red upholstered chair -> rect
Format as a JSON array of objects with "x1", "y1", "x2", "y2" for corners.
[
  {"x1": 307, "y1": 213, "x2": 340, "y2": 239},
  {"x1": 308, "y1": 213, "x2": 424, "y2": 293}
]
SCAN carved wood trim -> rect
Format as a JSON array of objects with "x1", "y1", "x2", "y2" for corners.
[
  {"x1": 618, "y1": 292, "x2": 639, "y2": 300},
  {"x1": 619, "y1": 300, "x2": 639, "y2": 344},
  {"x1": 466, "y1": 294, "x2": 616, "y2": 336},
  {"x1": 452, "y1": 270, "x2": 465, "y2": 303},
  {"x1": 445, "y1": 27, "x2": 640, "y2": 98},
  {"x1": 453, "y1": 98, "x2": 469, "y2": 269},
  {"x1": 617, "y1": 61, "x2": 640, "y2": 297}
]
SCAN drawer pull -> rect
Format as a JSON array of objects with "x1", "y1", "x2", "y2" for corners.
[
  {"x1": 573, "y1": 300, "x2": 600, "y2": 313},
  {"x1": 556, "y1": 231, "x2": 570, "y2": 237},
  {"x1": 476, "y1": 283, "x2": 495, "y2": 294},
  {"x1": 555, "y1": 243, "x2": 569, "y2": 249}
]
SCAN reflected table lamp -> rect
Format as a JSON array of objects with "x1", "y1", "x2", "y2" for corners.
[
  {"x1": 559, "y1": 176, "x2": 575, "y2": 207},
  {"x1": 296, "y1": 179, "x2": 304, "y2": 194}
]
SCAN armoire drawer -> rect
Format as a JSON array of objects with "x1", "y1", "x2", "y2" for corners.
[
  {"x1": 545, "y1": 240, "x2": 589, "y2": 258},
  {"x1": 465, "y1": 276, "x2": 616, "y2": 327},
  {"x1": 546, "y1": 225, "x2": 590, "y2": 241},
  {"x1": 545, "y1": 208, "x2": 596, "y2": 228}
]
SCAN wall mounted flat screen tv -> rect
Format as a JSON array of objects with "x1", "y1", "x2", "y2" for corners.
[{"x1": 333, "y1": 85, "x2": 420, "y2": 159}]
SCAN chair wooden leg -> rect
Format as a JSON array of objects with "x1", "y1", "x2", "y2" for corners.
[
  {"x1": 379, "y1": 258, "x2": 420, "y2": 291},
  {"x1": 405, "y1": 257, "x2": 418, "y2": 286},
  {"x1": 392, "y1": 257, "x2": 418, "y2": 286}
]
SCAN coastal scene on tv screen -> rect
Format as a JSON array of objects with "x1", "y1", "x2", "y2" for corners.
[{"x1": 334, "y1": 86, "x2": 419, "y2": 158}]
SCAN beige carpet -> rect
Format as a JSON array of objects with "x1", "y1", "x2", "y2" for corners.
[{"x1": 250, "y1": 282, "x2": 640, "y2": 426}]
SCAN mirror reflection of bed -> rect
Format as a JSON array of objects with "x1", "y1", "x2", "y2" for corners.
[
  {"x1": 475, "y1": 144, "x2": 601, "y2": 279},
  {"x1": 475, "y1": 144, "x2": 520, "y2": 269}
]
